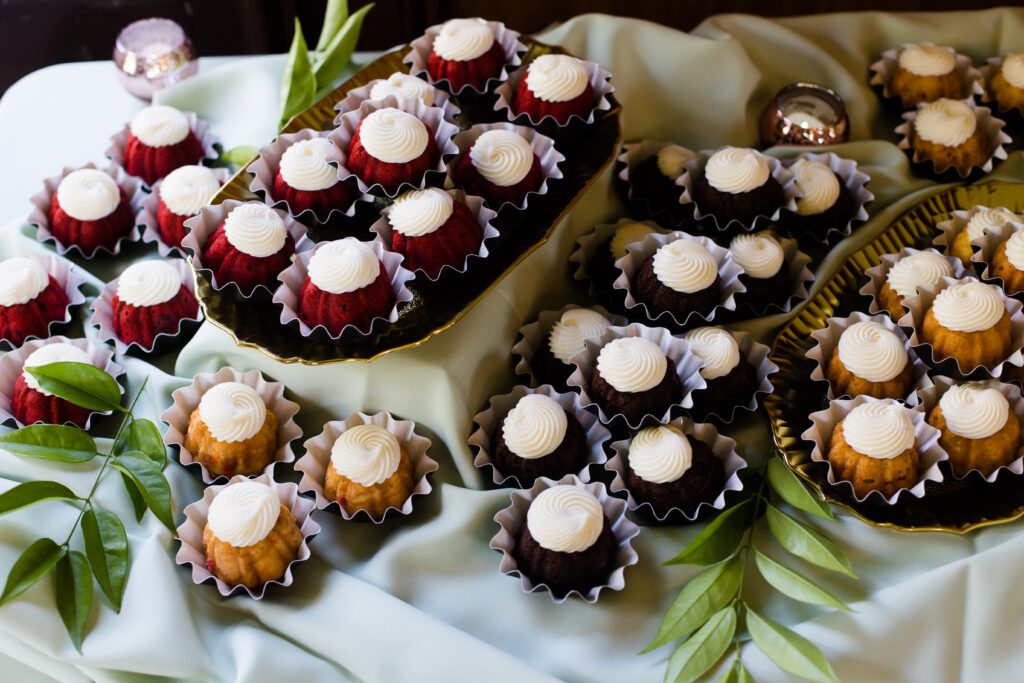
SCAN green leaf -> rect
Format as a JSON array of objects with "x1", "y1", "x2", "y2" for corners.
[
  {"x1": 279, "y1": 18, "x2": 317, "y2": 127},
  {"x1": 312, "y1": 3, "x2": 373, "y2": 92},
  {"x1": 112, "y1": 453, "x2": 175, "y2": 533},
  {"x1": 766, "y1": 504, "x2": 857, "y2": 578},
  {"x1": 745, "y1": 606, "x2": 840, "y2": 683},
  {"x1": 0, "y1": 481, "x2": 79, "y2": 515},
  {"x1": 115, "y1": 418, "x2": 166, "y2": 468},
  {"x1": 664, "y1": 499, "x2": 754, "y2": 566},
  {"x1": 716, "y1": 660, "x2": 753, "y2": 683},
  {"x1": 120, "y1": 472, "x2": 147, "y2": 523},
  {"x1": 55, "y1": 550, "x2": 92, "y2": 652},
  {"x1": 25, "y1": 362, "x2": 121, "y2": 413},
  {"x1": 767, "y1": 457, "x2": 834, "y2": 521},
  {"x1": 664, "y1": 606, "x2": 737, "y2": 683},
  {"x1": 643, "y1": 557, "x2": 743, "y2": 652},
  {"x1": 0, "y1": 538, "x2": 66, "y2": 604},
  {"x1": 315, "y1": 0, "x2": 349, "y2": 52},
  {"x1": 753, "y1": 548, "x2": 851, "y2": 611},
  {"x1": 0, "y1": 424, "x2": 98, "y2": 463},
  {"x1": 81, "y1": 507, "x2": 128, "y2": 611},
  {"x1": 219, "y1": 145, "x2": 258, "y2": 167}
]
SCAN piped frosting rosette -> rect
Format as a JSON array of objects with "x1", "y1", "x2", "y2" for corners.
[
  {"x1": 334, "y1": 73, "x2": 461, "y2": 123},
  {"x1": 688, "y1": 328, "x2": 779, "y2": 423},
  {"x1": 403, "y1": 18, "x2": 525, "y2": 95},
  {"x1": 869, "y1": 43, "x2": 984, "y2": 108},
  {"x1": 778, "y1": 151, "x2": 873, "y2": 245},
  {"x1": 933, "y1": 205, "x2": 1024, "y2": 266},
  {"x1": 895, "y1": 99, "x2": 1010, "y2": 181},
  {"x1": 105, "y1": 107, "x2": 218, "y2": 186},
  {"x1": 137, "y1": 166, "x2": 230, "y2": 256},
  {"x1": 294, "y1": 410, "x2": 438, "y2": 522},
  {"x1": 859, "y1": 247, "x2": 968, "y2": 319},
  {"x1": 729, "y1": 231, "x2": 815, "y2": 316},
  {"x1": 569, "y1": 217, "x2": 666, "y2": 301},
  {"x1": 970, "y1": 220, "x2": 1024, "y2": 294},
  {"x1": 802, "y1": 395, "x2": 947, "y2": 505},
  {"x1": 174, "y1": 473, "x2": 320, "y2": 599},
  {"x1": 614, "y1": 140, "x2": 697, "y2": 227},
  {"x1": 160, "y1": 366, "x2": 303, "y2": 484},
  {"x1": 604, "y1": 416, "x2": 746, "y2": 522},
  {"x1": 489, "y1": 474, "x2": 640, "y2": 603},
  {"x1": 27, "y1": 162, "x2": 144, "y2": 258},
  {"x1": 468, "y1": 383, "x2": 612, "y2": 488},
  {"x1": 0, "y1": 254, "x2": 87, "y2": 350}
]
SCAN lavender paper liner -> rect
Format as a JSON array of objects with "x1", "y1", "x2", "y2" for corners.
[
  {"x1": 972, "y1": 222, "x2": 1024, "y2": 294},
  {"x1": 0, "y1": 254, "x2": 87, "y2": 350},
  {"x1": 174, "y1": 473, "x2": 321, "y2": 599},
  {"x1": 859, "y1": 247, "x2": 969, "y2": 319},
  {"x1": 779, "y1": 151, "x2": 874, "y2": 245},
  {"x1": 137, "y1": 166, "x2": 231, "y2": 257},
  {"x1": 689, "y1": 328, "x2": 779, "y2": 424},
  {"x1": 614, "y1": 140, "x2": 696, "y2": 228},
  {"x1": 933, "y1": 206, "x2": 1024, "y2": 266},
  {"x1": 895, "y1": 99, "x2": 1010, "y2": 181},
  {"x1": 403, "y1": 18, "x2": 525, "y2": 96},
  {"x1": 730, "y1": 231, "x2": 815, "y2": 317},
  {"x1": 492, "y1": 56, "x2": 615, "y2": 128},
  {"x1": 868, "y1": 43, "x2": 985, "y2": 109},
  {"x1": 105, "y1": 109, "x2": 219, "y2": 186},
  {"x1": 294, "y1": 410, "x2": 438, "y2": 522},
  {"x1": 160, "y1": 367, "x2": 302, "y2": 484},
  {"x1": 568, "y1": 217, "x2": 667, "y2": 300},
  {"x1": 334, "y1": 78, "x2": 461, "y2": 123},
  {"x1": 489, "y1": 474, "x2": 639, "y2": 603}
]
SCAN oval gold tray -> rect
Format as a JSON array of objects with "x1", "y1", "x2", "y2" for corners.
[
  {"x1": 192, "y1": 38, "x2": 621, "y2": 364},
  {"x1": 765, "y1": 181, "x2": 1024, "y2": 534}
]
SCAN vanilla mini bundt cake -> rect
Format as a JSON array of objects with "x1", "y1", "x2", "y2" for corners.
[
  {"x1": 826, "y1": 321, "x2": 913, "y2": 400},
  {"x1": 920, "y1": 281, "x2": 1013, "y2": 370},
  {"x1": 827, "y1": 402, "x2": 922, "y2": 498},
  {"x1": 185, "y1": 382, "x2": 278, "y2": 477},
  {"x1": 324, "y1": 423, "x2": 415, "y2": 519},
  {"x1": 926, "y1": 382, "x2": 1021, "y2": 477}
]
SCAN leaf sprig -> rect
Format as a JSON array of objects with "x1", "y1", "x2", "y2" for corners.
[{"x1": 0, "y1": 362, "x2": 173, "y2": 651}]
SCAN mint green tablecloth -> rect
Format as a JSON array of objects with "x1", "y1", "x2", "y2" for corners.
[{"x1": 3, "y1": 9, "x2": 1024, "y2": 682}]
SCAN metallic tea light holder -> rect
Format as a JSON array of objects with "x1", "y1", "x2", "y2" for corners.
[
  {"x1": 760, "y1": 83, "x2": 849, "y2": 147},
  {"x1": 113, "y1": 17, "x2": 198, "y2": 100}
]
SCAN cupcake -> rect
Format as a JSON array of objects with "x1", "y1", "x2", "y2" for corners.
[
  {"x1": 46, "y1": 168, "x2": 136, "y2": 256},
  {"x1": 948, "y1": 206, "x2": 1020, "y2": 264},
  {"x1": 12, "y1": 342, "x2": 107, "y2": 428},
  {"x1": 489, "y1": 394, "x2": 589, "y2": 485},
  {"x1": 874, "y1": 250, "x2": 957, "y2": 319},
  {"x1": 271, "y1": 137, "x2": 356, "y2": 219},
  {"x1": 826, "y1": 402, "x2": 923, "y2": 498},
  {"x1": 887, "y1": 44, "x2": 967, "y2": 107},
  {"x1": 199, "y1": 202, "x2": 298, "y2": 295},
  {"x1": 324, "y1": 424, "x2": 415, "y2": 519},
  {"x1": 106, "y1": 260, "x2": 199, "y2": 350},
  {"x1": 0, "y1": 257, "x2": 73, "y2": 347},
  {"x1": 121, "y1": 105, "x2": 207, "y2": 184},
  {"x1": 346, "y1": 107, "x2": 440, "y2": 194},
  {"x1": 380, "y1": 188, "x2": 484, "y2": 279},
  {"x1": 588, "y1": 337, "x2": 683, "y2": 426},
  {"x1": 782, "y1": 158, "x2": 854, "y2": 240},
  {"x1": 728, "y1": 232, "x2": 793, "y2": 313},
  {"x1": 152, "y1": 165, "x2": 222, "y2": 251},
  {"x1": 629, "y1": 237, "x2": 724, "y2": 322},
  {"x1": 626, "y1": 144, "x2": 695, "y2": 221},
  {"x1": 184, "y1": 382, "x2": 278, "y2": 478},
  {"x1": 985, "y1": 53, "x2": 1024, "y2": 114},
  {"x1": 825, "y1": 321, "x2": 914, "y2": 400},
  {"x1": 905, "y1": 99, "x2": 995, "y2": 175},
  {"x1": 987, "y1": 229, "x2": 1024, "y2": 293},
  {"x1": 688, "y1": 147, "x2": 787, "y2": 229},
  {"x1": 683, "y1": 327, "x2": 758, "y2": 420},
  {"x1": 926, "y1": 381, "x2": 1022, "y2": 477},
  {"x1": 919, "y1": 280, "x2": 1013, "y2": 371},
  {"x1": 525, "y1": 308, "x2": 614, "y2": 390},
  {"x1": 511, "y1": 54, "x2": 596, "y2": 125},
  {"x1": 450, "y1": 129, "x2": 543, "y2": 209}
]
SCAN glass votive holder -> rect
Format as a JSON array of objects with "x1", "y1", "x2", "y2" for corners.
[
  {"x1": 113, "y1": 18, "x2": 198, "y2": 101},
  {"x1": 760, "y1": 83, "x2": 849, "y2": 147}
]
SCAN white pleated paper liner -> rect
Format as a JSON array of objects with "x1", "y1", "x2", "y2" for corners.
[
  {"x1": 88, "y1": 258, "x2": 203, "y2": 356},
  {"x1": 605, "y1": 417, "x2": 745, "y2": 523},
  {"x1": 895, "y1": 100, "x2": 1010, "y2": 181},
  {"x1": 971, "y1": 222, "x2": 1024, "y2": 295},
  {"x1": 403, "y1": 18, "x2": 525, "y2": 96},
  {"x1": 0, "y1": 254, "x2": 88, "y2": 351},
  {"x1": 491, "y1": 56, "x2": 615, "y2": 131},
  {"x1": 325, "y1": 96, "x2": 460, "y2": 198},
  {"x1": 568, "y1": 217, "x2": 667, "y2": 300},
  {"x1": 614, "y1": 140, "x2": 694, "y2": 228},
  {"x1": 272, "y1": 237, "x2": 415, "y2": 340},
  {"x1": 175, "y1": 473, "x2": 321, "y2": 599},
  {"x1": 294, "y1": 411, "x2": 438, "y2": 523},
  {"x1": 778, "y1": 151, "x2": 874, "y2": 245},
  {"x1": 566, "y1": 322, "x2": 707, "y2": 431},
  {"x1": 368, "y1": 189, "x2": 498, "y2": 282},
  {"x1": 489, "y1": 474, "x2": 639, "y2": 604},
  {"x1": 675, "y1": 148, "x2": 800, "y2": 234},
  {"x1": 980, "y1": 55, "x2": 1024, "y2": 123},
  {"x1": 181, "y1": 199, "x2": 314, "y2": 301},
  {"x1": 690, "y1": 329, "x2": 779, "y2": 424},
  {"x1": 445, "y1": 122, "x2": 565, "y2": 213},
  {"x1": 868, "y1": 43, "x2": 985, "y2": 109},
  {"x1": 612, "y1": 231, "x2": 746, "y2": 331},
  {"x1": 334, "y1": 80, "x2": 461, "y2": 123},
  {"x1": 859, "y1": 247, "x2": 969, "y2": 319},
  {"x1": 160, "y1": 367, "x2": 302, "y2": 484},
  {"x1": 807, "y1": 311, "x2": 933, "y2": 405},
  {"x1": 137, "y1": 166, "x2": 231, "y2": 257},
  {"x1": 27, "y1": 162, "x2": 144, "y2": 258},
  {"x1": 731, "y1": 231, "x2": 815, "y2": 317},
  {"x1": 801, "y1": 395, "x2": 947, "y2": 506},
  {"x1": 467, "y1": 383, "x2": 612, "y2": 488},
  {"x1": 897, "y1": 275, "x2": 1024, "y2": 380},
  {"x1": 932, "y1": 206, "x2": 1024, "y2": 266},
  {"x1": 105, "y1": 110, "x2": 219, "y2": 186},
  {"x1": 0, "y1": 335, "x2": 125, "y2": 430}
]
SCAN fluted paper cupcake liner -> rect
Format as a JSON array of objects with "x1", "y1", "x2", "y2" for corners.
[
  {"x1": 489, "y1": 474, "x2": 639, "y2": 603},
  {"x1": 933, "y1": 205, "x2": 1024, "y2": 267},
  {"x1": 0, "y1": 335, "x2": 125, "y2": 430},
  {"x1": 334, "y1": 79, "x2": 461, "y2": 123},
  {"x1": 88, "y1": 258, "x2": 203, "y2": 356},
  {"x1": 369, "y1": 189, "x2": 498, "y2": 281},
  {"x1": 859, "y1": 247, "x2": 969, "y2": 319},
  {"x1": 28, "y1": 163, "x2": 144, "y2": 258},
  {"x1": 174, "y1": 473, "x2": 320, "y2": 599},
  {"x1": 778, "y1": 151, "x2": 874, "y2": 245},
  {"x1": 105, "y1": 110, "x2": 219, "y2": 186},
  {"x1": 568, "y1": 217, "x2": 667, "y2": 301},
  {"x1": 468, "y1": 383, "x2": 612, "y2": 488},
  {"x1": 980, "y1": 55, "x2": 1024, "y2": 124},
  {"x1": 492, "y1": 56, "x2": 615, "y2": 133},
  {"x1": 801, "y1": 395, "x2": 947, "y2": 505},
  {"x1": 294, "y1": 411, "x2": 438, "y2": 522},
  {"x1": 137, "y1": 166, "x2": 231, "y2": 257},
  {"x1": 972, "y1": 222, "x2": 1024, "y2": 295},
  {"x1": 605, "y1": 417, "x2": 746, "y2": 522},
  {"x1": 690, "y1": 329, "x2": 779, "y2": 424},
  {"x1": 614, "y1": 140, "x2": 695, "y2": 228},
  {"x1": 160, "y1": 367, "x2": 302, "y2": 484},
  {"x1": 731, "y1": 231, "x2": 815, "y2": 317},
  {"x1": 403, "y1": 18, "x2": 525, "y2": 96},
  {"x1": 869, "y1": 43, "x2": 985, "y2": 109},
  {"x1": 895, "y1": 100, "x2": 1010, "y2": 181},
  {"x1": 272, "y1": 236, "x2": 415, "y2": 340},
  {"x1": 0, "y1": 254, "x2": 88, "y2": 351}
]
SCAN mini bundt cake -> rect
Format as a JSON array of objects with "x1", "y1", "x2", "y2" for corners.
[
  {"x1": 589, "y1": 337, "x2": 682, "y2": 424},
  {"x1": 491, "y1": 394, "x2": 587, "y2": 484},
  {"x1": 910, "y1": 99, "x2": 992, "y2": 175},
  {"x1": 271, "y1": 137, "x2": 356, "y2": 218},
  {"x1": 201, "y1": 203, "x2": 296, "y2": 294},
  {"x1": 347, "y1": 108, "x2": 439, "y2": 194},
  {"x1": 927, "y1": 382, "x2": 1021, "y2": 477},
  {"x1": 156, "y1": 165, "x2": 221, "y2": 249},
  {"x1": 529, "y1": 308, "x2": 612, "y2": 390},
  {"x1": 632, "y1": 238, "x2": 722, "y2": 320},
  {"x1": 12, "y1": 342, "x2": 100, "y2": 427},
  {"x1": 0, "y1": 257, "x2": 70, "y2": 346},
  {"x1": 878, "y1": 251, "x2": 954, "y2": 320},
  {"x1": 324, "y1": 424, "x2": 415, "y2": 518},
  {"x1": 512, "y1": 54, "x2": 595, "y2": 124},
  {"x1": 386, "y1": 188, "x2": 482, "y2": 278},
  {"x1": 48, "y1": 168, "x2": 134, "y2": 255},
  {"x1": 825, "y1": 321, "x2": 914, "y2": 400},
  {"x1": 451, "y1": 129, "x2": 543, "y2": 208},
  {"x1": 949, "y1": 207, "x2": 1019, "y2": 264},
  {"x1": 729, "y1": 233, "x2": 792, "y2": 312},
  {"x1": 920, "y1": 281, "x2": 1013, "y2": 370},
  {"x1": 369, "y1": 72, "x2": 444, "y2": 107},
  {"x1": 184, "y1": 382, "x2": 278, "y2": 477},
  {"x1": 624, "y1": 425, "x2": 726, "y2": 516},
  {"x1": 683, "y1": 327, "x2": 757, "y2": 419},
  {"x1": 692, "y1": 147, "x2": 785, "y2": 227},
  {"x1": 888, "y1": 44, "x2": 965, "y2": 107},
  {"x1": 628, "y1": 145, "x2": 694, "y2": 218},
  {"x1": 587, "y1": 222, "x2": 659, "y2": 295},
  {"x1": 987, "y1": 229, "x2": 1024, "y2": 294},
  {"x1": 427, "y1": 18, "x2": 509, "y2": 91},
  {"x1": 986, "y1": 52, "x2": 1024, "y2": 114},
  {"x1": 298, "y1": 238, "x2": 396, "y2": 336},
  {"x1": 123, "y1": 105, "x2": 206, "y2": 184},
  {"x1": 826, "y1": 402, "x2": 922, "y2": 498},
  {"x1": 782, "y1": 158, "x2": 854, "y2": 240},
  {"x1": 110, "y1": 260, "x2": 199, "y2": 349}
]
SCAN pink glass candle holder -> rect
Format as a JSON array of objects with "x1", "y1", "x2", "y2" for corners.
[
  {"x1": 113, "y1": 18, "x2": 198, "y2": 100},
  {"x1": 760, "y1": 83, "x2": 849, "y2": 147}
]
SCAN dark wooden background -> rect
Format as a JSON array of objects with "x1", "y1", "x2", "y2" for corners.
[{"x1": 0, "y1": 0, "x2": 995, "y2": 94}]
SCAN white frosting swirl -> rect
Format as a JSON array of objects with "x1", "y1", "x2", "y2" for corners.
[
  {"x1": 21, "y1": 343, "x2": 91, "y2": 396},
  {"x1": 790, "y1": 159, "x2": 840, "y2": 216},
  {"x1": 432, "y1": 18, "x2": 495, "y2": 62},
  {"x1": 548, "y1": 308, "x2": 612, "y2": 364},
  {"x1": 358, "y1": 108, "x2": 429, "y2": 164},
  {"x1": 330, "y1": 424, "x2": 402, "y2": 486},
  {"x1": 729, "y1": 233, "x2": 784, "y2": 278},
  {"x1": 525, "y1": 54, "x2": 589, "y2": 103},
  {"x1": 610, "y1": 223, "x2": 657, "y2": 260},
  {"x1": 652, "y1": 239, "x2": 718, "y2": 293},
  {"x1": 1001, "y1": 53, "x2": 1024, "y2": 89},
  {"x1": 931, "y1": 281, "x2": 1005, "y2": 332},
  {"x1": 596, "y1": 337, "x2": 667, "y2": 393},
  {"x1": 56, "y1": 169, "x2": 121, "y2": 221},
  {"x1": 369, "y1": 73, "x2": 437, "y2": 106},
  {"x1": 914, "y1": 99, "x2": 977, "y2": 147},
  {"x1": 206, "y1": 481, "x2": 280, "y2": 548},
  {"x1": 387, "y1": 188, "x2": 453, "y2": 237},
  {"x1": 469, "y1": 130, "x2": 533, "y2": 187},
  {"x1": 656, "y1": 145, "x2": 696, "y2": 179},
  {"x1": 629, "y1": 425, "x2": 693, "y2": 484},
  {"x1": 0, "y1": 258, "x2": 49, "y2": 307},
  {"x1": 129, "y1": 105, "x2": 190, "y2": 147},
  {"x1": 525, "y1": 485, "x2": 604, "y2": 553},
  {"x1": 501, "y1": 394, "x2": 568, "y2": 459},
  {"x1": 159, "y1": 165, "x2": 220, "y2": 216},
  {"x1": 279, "y1": 138, "x2": 338, "y2": 192},
  {"x1": 223, "y1": 203, "x2": 287, "y2": 258},
  {"x1": 836, "y1": 322, "x2": 908, "y2": 383},
  {"x1": 898, "y1": 44, "x2": 956, "y2": 77},
  {"x1": 116, "y1": 260, "x2": 181, "y2": 307},
  {"x1": 704, "y1": 148, "x2": 770, "y2": 194},
  {"x1": 965, "y1": 207, "x2": 1019, "y2": 241},
  {"x1": 886, "y1": 251, "x2": 954, "y2": 298},
  {"x1": 841, "y1": 402, "x2": 916, "y2": 460},
  {"x1": 1004, "y1": 230, "x2": 1024, "y2": 271},
  {"x1": 940, "y1": 383, "x2": 1010, "y2": 439},
  {"x1": 683, "y1": 327, "x2": 741, "y2": 380},
  {"x1": 308, "y1": 238, "x2": 381, "y2": 294},
  {"x1": 197, "y1": 382, "x2": 267, "y2": 443}
]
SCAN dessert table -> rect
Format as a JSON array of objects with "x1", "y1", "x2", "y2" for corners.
[{"x1": 2, "y1": 8, "x2": 1024, "y2": 682}]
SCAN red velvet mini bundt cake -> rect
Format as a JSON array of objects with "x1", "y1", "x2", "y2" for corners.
[
  {"x1": 298, "y1": 238, "x2": 396, "y2": 335},
  {"x1": 110, "y1": 260, "x2": 199, "y2": 349},
  {"x1": 427, "y1": 18, "x2": 509, "y2": 91},
  {"x1": 12, "y1": 342, "x2": 101, "y2": 427},
  {"x1": 271, "y1": 137, "x2": 356, "y2": 217},
  {"x1": 201, "y1": 203, "x2": 296, "y2": 294},
  {"x1": 0, "y1": 257, "x2": 71, "y2": 346},
  {"x1": 122, "y1": 105, "x2": 206, "y2": 185},
  {"x1": 156, "y1": 165, "x2": 222, "y2": 249},
  {"x1": 512, "y1": 54, "x2": 595, "y2": 125},
  {"x1": 386, "y1": 188, "x2": 482, "y2": 278},
  {"x1": 346, "y1": 108, "x2": 439, "y2": 194},
  {"x1": 48, "y1": 168, "x2": 134, "y2": 255},
  {"x1": 451, "y1": 129, "x2": 542, "y2": 208}
]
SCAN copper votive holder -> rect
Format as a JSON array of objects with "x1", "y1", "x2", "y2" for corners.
[
  {"x1": 113, "y1": 18, "x2": 198, "y2": 100},
  {"x1": 760, "y1": 83, "x2": 849, "y2": 147}
]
